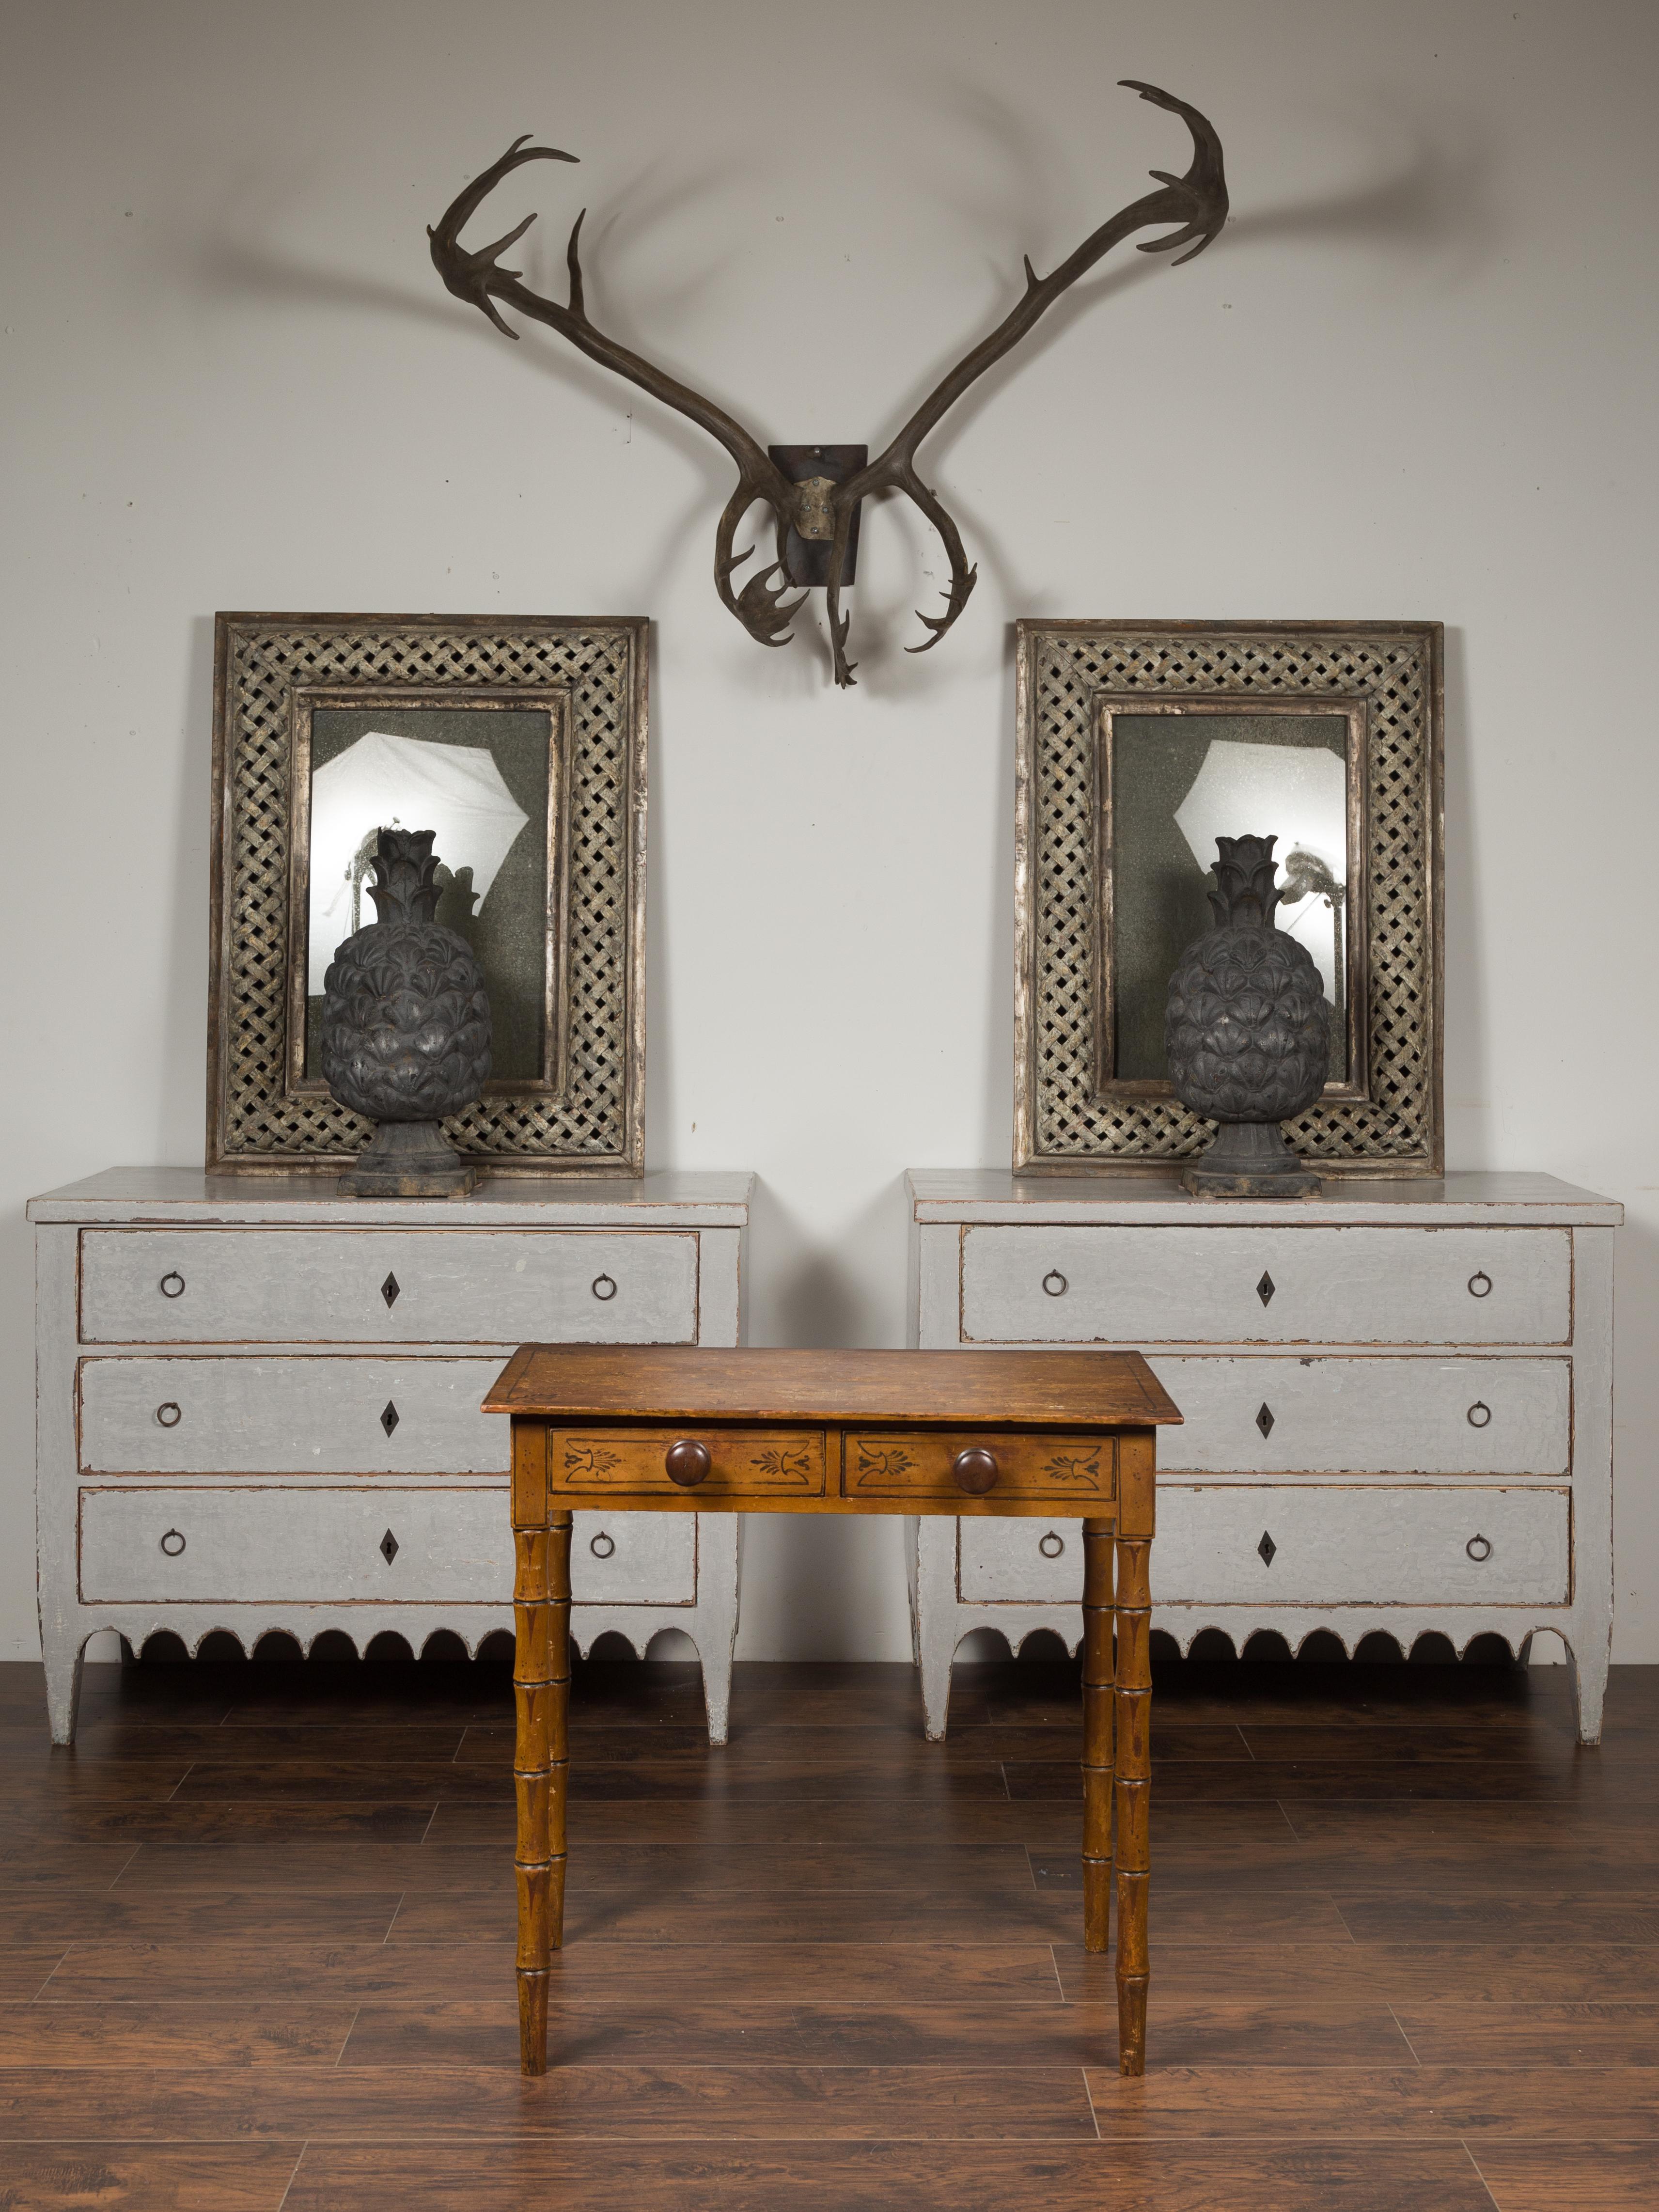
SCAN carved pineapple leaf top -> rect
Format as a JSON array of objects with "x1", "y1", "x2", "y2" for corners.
[
  {"x1": 366, "y1": 828, "x2": 444, "y2": 927},
  {"x1": 1206, "y1": 834, "x2": 1284, "y2": 931}
]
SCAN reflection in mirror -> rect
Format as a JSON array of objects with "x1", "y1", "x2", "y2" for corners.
[
  {"x1": 301, "y1": 705, "x2": 554, "y2": 1085},
  {"x1": 1107, "y1": 711, "x2": 1354, "y2": 1086}
]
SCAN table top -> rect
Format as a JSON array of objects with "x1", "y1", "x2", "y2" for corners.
[{"x1": 484, "y1": 1345, "x2": 1182, "y2": 1427}]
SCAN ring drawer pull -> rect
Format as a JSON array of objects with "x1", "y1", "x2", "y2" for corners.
[
  {"x1": 952, "y1": 1446, "x2": 999, "y2": 1496},
  {"x1": 1468, "y1": 1271, "x2": 1492, "y2": 1298},
  {"x1": 1042, "y1": 1270, "x2": 1068, "y2": 1298},
  {"x1": 159, "y1": 1529, "x2": 186, "y2": 1557},
  {"x1": 159, "y1": 1271, "x2": 186, "y2": 1299},
  {"x1": 589, "y1": 1530, "x2": 616, "y2": 1559},
  {"x1": 155, "y1": 1402, "x2": 182, "y2": 1428},
  {"x1": 1038, "y1": 1530, "x2": 1065, "y2": 1559},
  {"x1": 664, "y1": 1438, "x2": 711, "y2": 1488},
  {"x1": 1466, "y1": 1400, "x2": 1491, "y2": 1428},
  {"x1": 591, "y1": 1273, "x2": 618, "y2": 1302},
  {"x1": 1466, "y1": 1533, "x2": 1492, "y2": 1562}
]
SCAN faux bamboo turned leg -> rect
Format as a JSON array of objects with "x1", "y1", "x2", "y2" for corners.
[
  {"x1": 1080, "y1": 1519, "x2": 1116, "y2": 1955},
  {"x1": 515, "y1": 1508, "x2": 571, "y2": 2077},
  {"x1": 1113, "y1": 1533, "x2": 1152, "y2": 2076}
]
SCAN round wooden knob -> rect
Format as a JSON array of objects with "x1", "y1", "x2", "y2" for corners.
[
  {"x1": 952, "y1": 1446, "x2": 999, "y2": 1495},
  {"x1": 664, "y1": 1438, "x2": 711, "y2": 1488}
]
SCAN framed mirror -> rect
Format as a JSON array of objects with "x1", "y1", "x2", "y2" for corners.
[
  {"x1": 285, "y1": 690, "x2": 569, "y2": 1099},
  {"x1": 208, "y1": 614, "x2": 646, "y2": 1175},
  {"x1": 1097, "y1": 699, "x2": 1367, "y2": 1100},
  {"x1": 1014, "y1": 620, "x2": 1443, "y2": 1176}
]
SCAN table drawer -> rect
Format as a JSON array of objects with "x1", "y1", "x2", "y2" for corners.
[
  {"x1": 844, "y1": 1431, "x2": 1115, "y2": 1504},
  {"x1": 550, "y1": 1428, "x2": 828, "y2": 1500},
  {"x1": 958, "y1": 1485, "x2": 1571, "y2": 1608},
  {"x1": 961, "y1": 1226, "x2": 1571, "y2": 1347},
  {"x1": 78, "y1": 1356, "x2": 508, "y2": 1475},
  {"x1": 1146, "y1": 1356, "x2": 1570, "y2": 1476},
  {"x1": 78, "y1": 1228, "x2": 699, "y2": 1346},
  {"x1": 76, "y1": 1489, "x2": 698, "y2": 1607}
]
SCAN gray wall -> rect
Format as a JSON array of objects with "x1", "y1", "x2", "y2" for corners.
[{"x1": 3, "y1": 0, "x2": 1656, "y2": 1661}]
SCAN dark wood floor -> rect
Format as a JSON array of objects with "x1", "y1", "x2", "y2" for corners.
[{"x1": 0, "y1": 1639, "x2": 1655, "y2": 2210}]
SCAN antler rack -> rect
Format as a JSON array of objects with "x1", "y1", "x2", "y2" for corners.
[{"x1": 430, "y1": 81, "x2": 1227, "y2": 689}]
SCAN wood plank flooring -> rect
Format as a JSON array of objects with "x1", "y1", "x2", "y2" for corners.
[{"x1": 0, "y1": 1644, "x2": 1654, "y2": 2210}]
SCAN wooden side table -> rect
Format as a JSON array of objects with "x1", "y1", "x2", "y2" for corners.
[{"x1": 484, "y1": 1344, "x2": 1181, "y2": 2078}]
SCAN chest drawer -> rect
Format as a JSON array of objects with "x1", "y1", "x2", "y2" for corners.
[
  {"x1": 78, "y1": 1229, "x2": 699, "y2": 1346},
  {"x1": 78, "y1": 1485, "x2": 515, "y2": 1604},
  {"x1": 78, "y1": 1356, "x2": 508, "y2": 1476},
  {"x1": 959, "y1": 1517, "x2": 1085, "y2": 1602},
  {"x1": 75, "y1": 1485, "x2": 694, "y2": 1608},
  {"x1": 571, "y1": 1512, "x2": 696, "y2": 1606},
  {"x1": 960, "y1": 1226, "x2": 1571, "y2": 1347},
  {"x1": 1146, "y1": 1356, "x2": 1570, "y2": 1476},
  {"x1": 1155, "y1": 1483, "x2": 1571, "y2": 1607},
  {"x1": 957, "y1": 1483, "x2": 1571, "y2": 1609}
]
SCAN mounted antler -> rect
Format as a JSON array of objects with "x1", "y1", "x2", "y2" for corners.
[{"x1": 430, "y1": 81, "x2": 1227, "y2": 688}]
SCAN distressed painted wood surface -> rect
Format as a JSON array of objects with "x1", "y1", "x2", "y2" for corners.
[
  {"x1": 34, "y1": 1175, "x2": 751, "y2": 1749},
  {"x1": 960, "y1": 1491, "x2": 1566, "y2": 1610},
  {"x1": 79, "y1": 1356, "x2": 509, "y2": 1475},
  {"x1": 909, "y1": 1168, "x2": 1623, "y2": 1224},
  {"x1": 29, "y1": 1168, "x2": 756, "y2": 1223},
  {"x1": 80, "y1": 1228, "x2": 699, "y2": 1346},
  {"x1": 1144, "y1": 1355, "x2": 1571, "y2": 1475},
  {"x1": 0, "y1": 1650, "x2": 1653, "y2": 2210},
  {"x1": 961, "y1": 1224, "x2": 1572, "y2": 1346},
  {"x1": 1154, "y1": 1485, "x2": 1568, "y2": 1608},
  {"x1": 908, "y1": 1177, "x2": 1618, "y2": 1749},
  {"x1": 76, "y1": 1490, "x2": 699, "y2": 1609}
]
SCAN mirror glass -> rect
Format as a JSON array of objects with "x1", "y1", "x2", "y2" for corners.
[
  {"x1": 301, "y1": 704, "x2": 554, "y2": 1085},
  {"x1": 1107, "y1": 710, "x2": 1351, "y2": 1085}
]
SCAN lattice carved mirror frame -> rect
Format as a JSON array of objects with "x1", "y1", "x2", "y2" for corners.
[
  {"x1": 1014, "y1": 620, "x2": 1443, "y2": 1176},
  {"x1": 208, "y1": 613, "x2": 647, "y2": 1176}
]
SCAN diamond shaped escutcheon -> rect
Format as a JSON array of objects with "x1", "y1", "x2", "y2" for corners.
[
  {"x1": 380, "y1": 1402, "x2": 399, "y2": 1437},
  {"x1": 1256, "y1": 1271, "x2": 1275, "y2": 1307},
  {"x1": 380, "y1": 1529, "x2": 399, "y2": 1564},
  {"x1": 1255, "y1": 1402, "x2": 1275, "y2": 1439},
  {"x1": 1257, "y1": 1531, "x2": 1277, "y2": 1567},
  {"x1": 380, "y1": 1273, "x2": 400, "y2": 1308}
]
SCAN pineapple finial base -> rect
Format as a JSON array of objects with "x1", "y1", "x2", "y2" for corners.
[
  {"x1": 1179, "y1": 1119, "x2": 1322, "y2": 1199},
  {"x1": 340, "y1": 1119, "x2": 481, "y2": 1199}
]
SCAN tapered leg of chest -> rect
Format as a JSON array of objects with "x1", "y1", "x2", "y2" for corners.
[
  {"x1": 1113, "y1": 1533, "x2": 1152, "y2": 2076},
  {"x1": 1080, "y1": 1520, "x2": 1115, "y2": 1955},
  {"x1": 515, "y1": 1508, "x2": 571, "y2": 2077}
]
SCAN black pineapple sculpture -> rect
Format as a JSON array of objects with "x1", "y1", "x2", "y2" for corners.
[
  {"x1": 321, "y1": 829, "x2": 492, "y2": 1197},
  {"x1": 1164, "y1": 834, "x2": 1330, "y2": 1198}
]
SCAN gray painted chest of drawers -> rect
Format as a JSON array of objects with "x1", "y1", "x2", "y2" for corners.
[
  {"x1": 906, "y1": 1171, "x2": 1620, "y2": 1743},
  {"x1": 31, "y1": 1169, "x2": 753, "y2": 1744}
]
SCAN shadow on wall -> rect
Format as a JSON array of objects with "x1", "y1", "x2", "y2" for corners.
[
  {"x1": 730, "y1": 1177, "x2": 919, "y2": 1662},
  {"x1": 188, "y1": 96, "x2": 1498, "y2": 688},
  {"x1": 862, "y1": 83, "x2": 1502, "y2": 482},
  {"x1": 747, "y1": 1176, "x2": 906, "y2": 1351},
  {"x1": 1440, "y1": 624, "x2": 1492, "y2": 1155},
  {"x1": 1610, "y1": 1206, "x2": 1659, "y2": 1658}
]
